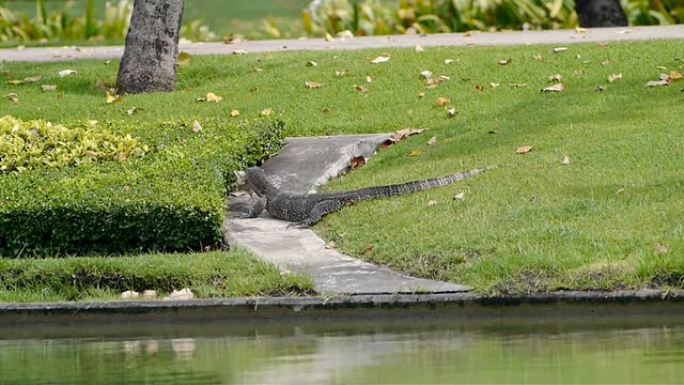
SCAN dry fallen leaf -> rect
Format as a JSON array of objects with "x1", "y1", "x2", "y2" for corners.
[
  {"x1": 350, "y1": 156, "x2": 366, "y2": 170},
  {"x1": 232, "y1": 49, "x2": 248, "y2": 55},
  {"x1": 463, "y1": 31, "x2": 473, "y2": 37},
  {"x1": 23, "y1": 76, "x2": 42, "y2": 83},
  {"x1": 354, "y1": 85, "x2": 369, "y2": 93},
  {"x1": 325, "y1": 240, "x2": 336, "y2": 249},
  {"x1": 420, "y1": 70, "x2": 433, "y2": 80},
  {"x1": 192, "y1": 120, "x2": 202, "y2": 132},
  {"x1": 370, "y1": 55, "x2": 391, "y2": 64},
  {"x1": 454, "y1": 192, "x2": 465, "y2": 201},
  {"x1": 601, "y1": 60, "x2": 611, "y2": 66},
  {"x1": 435, "y1": 97, "x2": 450, "y2": 107},
  {"x1": 127, "y1": 107, "x2": 141, "y2": 116},
  {"x1": 561, "y1": 155, "x2": 571, "y2": 165},
  {"x1": 548, "y1": 74, "x2": 563, "y2": 82},
  {"x1": 105, "y1": 91, "x2": 123, "y2": 104},
  {"x1": 447, "y1": 108, "x2": 457, "y2": 119},
  {"x1": 41, "y1": 84, "x2": 57, "y2": 92},
  {"x1": 260, "y1": 108, "x2": 273, "y2": 117},
  {"x1": 230, "y1": 109, "x2": 240, "y2": 117},
  {"x1": 415, "y1": 45, "x2": 425, "y2": 53},
  {"x1": 7, "y1": 79, "x2": 24, "y2": 85},
  {"x1": 6, "y1": 92, "x2": 19, "y2": 103},
  {"x1": 305, "y1": 81, "x2": 323, "y2": 89},
  {"x1": 392, "y1": 128, "x2": 426, "y2": 141},
  {"x1": 516, "y1": 146, "x2": 533, "y2": 154},
  {"x1": 427, "y1": 200, "x2": 438, "y2": 207},
  {"x1": 444, "y1": 59, "x2": 456, "y2": 65},
  {"x1": 417, "y1": 92, "x2": 425, "y2": 98},
  {"x1": 533, "y1": 54, "x2": 544, "y2": 61},
  {"x1": 668, "y1": 71, "x2": 683, "y2": 81},
  {"x1": 427, "y1": 136, "x2": 437, "y2": 146},
  {"x1": 177, "y1": 51, "x2": 192, "y2": 65},
  {"x1": 335, "y1": 70, "x2": 347, "y2": 77},
  {"x1": 325, "y1": 33, "x2": 334, "y2": 42},
  {"x1": 541, "y1": 83, "x2": 565, "y2": 93},
  {"x1": 575, "y1": 27, "x2": 587, "y2": 33},
  {"x1": 206, "y1": 92, "x2": 223, "y2": 103},
  {"x1": 58, "y1": 69, "x2": 77, "y2": 77},
  {"x1": 646, "y1": 79, "x2": 669, "y2": 87},
  {"x1": 596, "y1": 85, "x2": 606, "y2": 92},
  {"x1": 654, "y1": 244, "x2": 668, "y2": 255},
  {"x1": 306, "y1": 61, "x2": 318, "y2": 67},
  {"x1": 366, "y1": 76, "x2": 373, "y2": 83},
  {"x1": 408, "y1": 149, "x2": 423, "y2": 157},
  {"x1": 498, "y1": 58, "x2": 511, "y2": 65},
  {"x1": 553, "y1": 47, "x2": 568, "y2": 53},
  {"x1": 490, "y1": 82, "x2": 500, "y2": 88},
  {"x1": 608, "y1": 73, "x2": 623, "y2": 83}
]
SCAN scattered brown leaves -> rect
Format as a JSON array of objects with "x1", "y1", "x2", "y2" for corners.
[
  {"x1": 350, "y1": 156, "x2": 366, "y2": 170},
  {"x1": 105, "y1": 91, "x2": 123, "y2": 104}
]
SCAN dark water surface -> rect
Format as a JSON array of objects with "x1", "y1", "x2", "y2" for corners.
[{"x1": 1, "y1": 318, "x2": 684, "y2": 384}]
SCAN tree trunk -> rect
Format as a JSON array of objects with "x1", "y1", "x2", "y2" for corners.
[
  {"x1": 116, "y1": 0, "x2": 184, "y2": 94},
  {"x1": 575, "y1": 0, "x2": 629, "y2": 28}
]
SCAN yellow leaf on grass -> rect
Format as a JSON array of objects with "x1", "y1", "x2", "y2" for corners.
[
  {"x1": 548, "y1": 74, "x2": 563, "y2": 82},
  {"x1": 59, "y1": 69, "x2": 77, "y2": 77},
  {"x1": 552, "y1": 47, "x2": 568, "y2": 53},
  {"x1": 370, "y1": 55, "x2": 390, "y2": 64},
  {"x1": 260, "y1": 108, "x2": 273, "y2": 117},
  {"x1": 498, "y1": 58, "x2": 511, "y2": 65},
  {"x1": 561, "y1": 155, "x2": 571, "y2": 165},
  {"x1": 7, "y1": 80, "x2": 24, "y2": 85},
  {"x1": 230, "y1": 109, "x2": 240, "y2": 117},
  {"x1": 408, "y1": 149, "x2": 422, "y2": 157},
  {"x1": 453, "y1": 192, "x2": 465, "y2": 201},
  {"x1": 205, "y1": 92, "x2": 223, "y2": 103},
  {"x1": 608, "y1": 73, "x2": 623, "y2": 83},
  {"x1": 516, "y1": 146, "x2": 533, "y2": 154},
  {"x1": 177, "y1": 51, "x2": 192, "y2": 65},
  {"x1": 305, "y1": 81, "x2": 322, "y2": 89},
  {"x1": 427, "y1": 136, "x2": 437, "y2": 146},
  {"x1": 192, "y1": 120, "x2": 202, "y2": 132},
  {"x1": 669, "y1": 71, "x2": 683, "y2": 81},
  {"x1": 435, "y1": 97, "x2": 450, "y2": 107},
  {"x1": 541, "y1": 83, "x2": 565, "y2": 93},
  {"x1": 106, "y1": 91, "x2": 123, "y2": 104}
]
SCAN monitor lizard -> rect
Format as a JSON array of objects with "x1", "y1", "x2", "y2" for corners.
[{"x1": 243, "y1": 166, "x2": 490, "y2": 226}]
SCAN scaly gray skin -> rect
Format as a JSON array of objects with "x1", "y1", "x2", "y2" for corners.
[{"x1": 245, "y1": 167, "x2": 489, "y2": 226}]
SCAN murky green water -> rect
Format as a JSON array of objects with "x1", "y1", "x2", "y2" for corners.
[{"x1": 2, "y1": 319, "x2": 684, "y2": 384}]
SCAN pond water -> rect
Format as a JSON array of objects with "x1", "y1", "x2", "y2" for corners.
[{"x1": 1, "y1": 318, "x2": 684, "y2": 384}]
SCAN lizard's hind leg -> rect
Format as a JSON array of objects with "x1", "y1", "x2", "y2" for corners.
[{"x1": 304, "y1": 200, "x2": 344, "y2": 226}]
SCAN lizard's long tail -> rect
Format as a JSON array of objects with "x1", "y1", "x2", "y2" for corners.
[{"x1": 325, "y1": 167, "x2": 492, "y2": 203}]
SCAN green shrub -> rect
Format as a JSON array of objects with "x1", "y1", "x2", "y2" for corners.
[
  {"x1": 0, "y1": 118, "x2": 283, "y2": 257},
  {"x1": 0, "y1": 115, "x2": 149, "y2": 173},
  {"x1": 302, "y1": 0, "x2": 681, "y2": 36}
]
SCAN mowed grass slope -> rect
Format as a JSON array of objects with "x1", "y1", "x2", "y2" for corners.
[{"x1": 2, "y1": 39, "x2": 683, "y2": 293}]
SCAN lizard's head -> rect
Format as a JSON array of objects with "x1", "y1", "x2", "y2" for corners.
[{"x1": 245, "y1": 167, "x2": 275, "y2": 196}]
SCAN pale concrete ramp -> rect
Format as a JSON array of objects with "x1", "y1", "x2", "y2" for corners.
[{"x1": 223, "y1": 135, "x2": 471, "y2": 295}]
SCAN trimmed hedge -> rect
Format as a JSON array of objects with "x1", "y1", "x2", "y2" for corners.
[{"x1": 0, "y1": 117, "x2": 283, "y2": 257}]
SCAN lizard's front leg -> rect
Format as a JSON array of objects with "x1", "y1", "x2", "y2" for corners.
[{"x1": 241, "y1": 193, "x2": 266, "y2": 218}]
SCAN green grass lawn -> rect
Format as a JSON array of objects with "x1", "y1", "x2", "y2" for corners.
[
  {"x1": 2, "y1": 39, "x2": 683, "y2": 295},
  {"x1": 0, "y1": 250, "x2": 313, "y2": 302}
]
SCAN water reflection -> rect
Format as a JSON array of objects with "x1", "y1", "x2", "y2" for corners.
[{"x1": 1, "y1": 323, "x2": 684, "y2": 384}]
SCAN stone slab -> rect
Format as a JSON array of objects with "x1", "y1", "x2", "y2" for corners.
[{"x1": 224, "y1": 135, "x2": 471, "y2": 295}]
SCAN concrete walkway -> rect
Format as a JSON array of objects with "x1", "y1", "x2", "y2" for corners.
[
  {"x1": 223, "y1": 135, "x2": 470, "y2": 295},
  {"x1": 1, "y1": 25, "x2": 682, "y2": 62}
]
